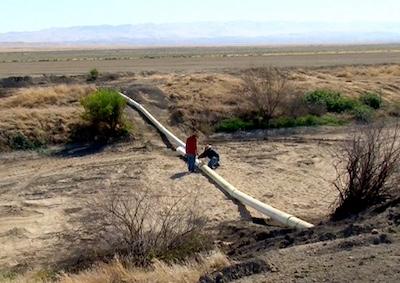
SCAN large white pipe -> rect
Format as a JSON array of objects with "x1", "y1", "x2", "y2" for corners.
[{"x1": 120, "y1": 92, "x2": 314, "y2": 229}]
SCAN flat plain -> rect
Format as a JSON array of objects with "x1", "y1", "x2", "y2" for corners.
[{"x1": 0, "y1": 44, "x2": 400, "y2": 77}]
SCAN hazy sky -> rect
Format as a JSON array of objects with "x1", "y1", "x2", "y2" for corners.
[{"x1": 1, "y1": 0, "x2": 399, "y2": 33}]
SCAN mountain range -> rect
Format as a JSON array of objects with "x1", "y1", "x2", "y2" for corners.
[{"x1": 0, "y1": 21, "x2": 399, "y2": 45}]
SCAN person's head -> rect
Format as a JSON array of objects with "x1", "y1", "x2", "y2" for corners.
[
  {"x1": 205, "y1": 144, "x2": 212, "y2": 150},
  {"x1": 190, "y1": 127, "x2": 198, "y2": 138}
]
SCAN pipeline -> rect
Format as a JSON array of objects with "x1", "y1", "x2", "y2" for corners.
[{"x1": 120, "y1": 92, "x2": 314, "y2": 229}]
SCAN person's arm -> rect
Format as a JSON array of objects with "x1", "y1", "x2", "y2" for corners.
[{"x1": 198, "y1": 150, "x2": 206, "y2": 158}]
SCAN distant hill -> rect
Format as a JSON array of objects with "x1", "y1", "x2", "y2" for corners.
[{"x1": 0, "y1": 21, "x2": 399, "y2": 45}]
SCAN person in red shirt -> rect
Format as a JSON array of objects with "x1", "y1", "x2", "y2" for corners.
[{"x1": 185, "y1": 133, "x2": 198, "y2": 172}]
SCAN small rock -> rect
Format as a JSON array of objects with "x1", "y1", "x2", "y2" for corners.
[
  {"x1": 379, "y1": 233, "x2": 392, "y2": 244},
  {"x1": 373, "y1": 237, "x2": 381, "y2": 245},
  {"x1": 371, "y1": 229, "x2": 379, "y2": 235}
]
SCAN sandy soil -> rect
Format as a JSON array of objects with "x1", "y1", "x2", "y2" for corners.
[{"x1": 0, "y1": 121, "x2": 340, "y2": 273}]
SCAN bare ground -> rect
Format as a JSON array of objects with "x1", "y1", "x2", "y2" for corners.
[
  {"x1": 1, "y1": 63, "x2": 400, "y2": 281},
  {"x1": 0, "y1": 127, "x2": 340, "y2": 272}
]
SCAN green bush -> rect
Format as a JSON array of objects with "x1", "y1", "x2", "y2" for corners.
[
  {"x1": 81, "y1": 89, "x2": 128, "y2": 134},
  {"x1": 87, "y1": 68, "x2": 99, "y2": 81},
  {"x1": 216, "y1": 114, "x2": 345, "y2": 132},
  {"x1": 359, "y1": 92, "x2": 383, "y2": 109},
  {"x1": 268, "y1": 116, "x2": 297, "y2": 128},
  {"x1": 318, "y1": 114, "x2": 347, "y2": 126},
  {"x1": 304, "y1": 90, "x2": 356, "y2": 113},
  {"x1": 7, "y1": 132, "x2": 45, "y2": 150},
  {"x1": 269, "y1": 114, "x2": 344, "y2": 129},
  {"x1": 352, "y1": 104, "x2": 374, "y2": 123},
  {"x1": 216, "y1": 117, "x2": 254, "y2": 132}
]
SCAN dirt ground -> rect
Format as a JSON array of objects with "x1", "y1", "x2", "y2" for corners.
[
  {"x1": 0, "y1": 120, "x2": 340, "y2": 272},
  {"x1": 1, "y1": 62, "x2": 400, "y2": 281}
]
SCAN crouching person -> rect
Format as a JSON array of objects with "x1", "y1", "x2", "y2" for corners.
[{"x1": 199, "y1": 144, "x2": 220, "y2": 169}]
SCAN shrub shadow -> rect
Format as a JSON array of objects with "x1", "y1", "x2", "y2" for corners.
[{"x1": 55, "y1": 143, "x2": 107, "y2": 158}]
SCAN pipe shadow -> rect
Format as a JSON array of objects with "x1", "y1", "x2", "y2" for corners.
[{"x1": 170, "y1": 172, "x2": 190, "y2": 180}]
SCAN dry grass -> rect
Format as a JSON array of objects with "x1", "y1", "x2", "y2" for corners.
[
  {"x1": 0, "y1": 84, "x2": 94, "y2": 150},
  {"x1": 159, "y1": 73, "x2": 247, "y2": 131},
  {"x1": 154, "y1": 65, "x2": 400, "y2": 132},
  {"x1": 7, "y1": 251, "x2": 229, "y2": 283},
  {"x1": 0, "y1": 84, "x2": 94, "y2": 108}
]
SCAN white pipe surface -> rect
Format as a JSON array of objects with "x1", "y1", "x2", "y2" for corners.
[{"x1": 120, "y1": 92, "x2": 314, "y2": 229}]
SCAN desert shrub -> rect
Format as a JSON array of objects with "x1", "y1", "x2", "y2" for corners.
[
  {"x1": 87, "y1": 68, "x2": 99, "y2": 81},
  {"x1": 268, "y1": 116, "x2": 297, "y2": 128},
  {"x1": 352, "y1": 104, "x2": 374, "y2": 123},
  {"x1": 295, "y1": 115, "x2": 321, "y2": 127},
  {"x1": 89, "y1": 187, "x2": 209, "y2": 266},
  {"x1": 282, "y1": 93, "x2": 312, "y2": 117},
  {"x1": 359, "y1": 92, "x2": 383, "y2": 109},
  {"x1": 304, "y1": 90, "x2": 356, "y2": 113},
  {"x1": 304, "y1": 100, "x2": 328, "y2": 116},
  {"x1": 81, "y1": 89, "x2": 129, "y2": 136},
  {"x1": 7, "y1": 132, "x2": 45, "y2": 150},
  {"x1": 241, "y1": 67, "x2": 292, "y2": 125},
  {"x1": 216, "y1": 114, "x2": 345, "y2": 132},
  {"x1": 332, "y1": 124, "x2": 400, "y2": 220},
  {"x1": 269, "y1": 114, "x2": 344, "y2": 129},
  {"x1": 216, "y1": 117, "x2": 254, "y2": 132}
]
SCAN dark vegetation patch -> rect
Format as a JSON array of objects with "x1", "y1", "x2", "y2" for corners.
[
  {"x1": 0, "y1": 76, "x2": 33, "y2": 88},
  {"x1": 5, "y1": 132, "x2": 46, "y2": 151}
]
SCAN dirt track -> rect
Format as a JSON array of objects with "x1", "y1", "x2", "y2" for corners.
[{"x1": 1, "y1": 51, "x2": 400, "y2": 77}]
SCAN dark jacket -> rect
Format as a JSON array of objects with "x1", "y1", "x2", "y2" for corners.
[
  {"x1": 199, "y1": 148, "x2": 219, "y2": 159},
  {"x1": 185, "y1": 135, "x2": 197, "y2": 155}
]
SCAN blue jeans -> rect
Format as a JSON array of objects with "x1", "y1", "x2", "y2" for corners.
[
  {"x1": 208, "y1": 157, "x2": 220, "y2": 169},
  {"x1": 187, "y1": 154, "x2": 196, "y2": 172}
]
